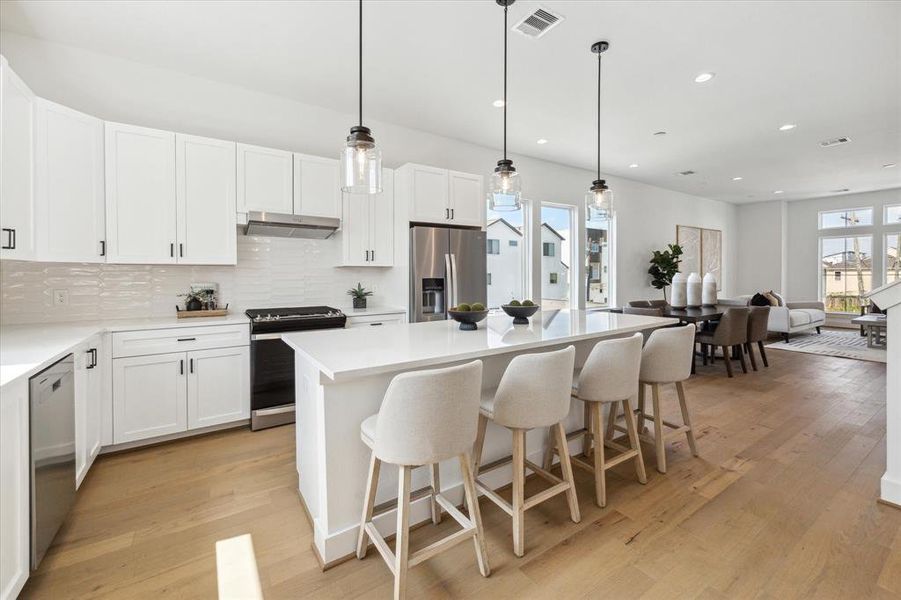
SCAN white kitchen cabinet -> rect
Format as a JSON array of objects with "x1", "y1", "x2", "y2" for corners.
[
  {"x1": 0, "y1": 378, "x2": 29, "y2": 600},
  {"x1": 0, "y1": 56, "x2": 36, "y2": 260},
  {"x1": 113, "y1": 351, "x2": 187, "y2": 443},
  {"x1": 341, "y1": 169, "x2": 394, "y2": 266},
  {"x1": 75, "y1": 334, "x2": 103, "y2": 488},
  {"x1": 175, "y1": 134, "x2": 237, "y2": 265},
  {"x1": 236, "y1": 143, "x2": 293, "y2": 214},
  {"x1": 105, "y1": 122, "x2": 177, "y2": 264},
  {"x1": 35, "y1": 99, "x2": 106, "y2": 263},
  {"x1": 294, "y1": 153, "x2": 340, "y2": 218},
  {"x1": 398, "y1": 163, "x2": 484, "y2": 227},
  {"x1": 345, "y1": 313, "x2": 407, "y2": 328},
  {"x1": 187, "y1": 346, "x2": 250, "y2": 429}
]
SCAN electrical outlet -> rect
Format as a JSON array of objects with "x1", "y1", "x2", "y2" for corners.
[{"x1": 53, "y1": 289, "x2": 69, "y2": 306}]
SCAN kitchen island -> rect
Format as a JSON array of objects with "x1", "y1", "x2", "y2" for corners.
[{"x1": 282, "y1": 309, "x2": 678, "y2": 567}]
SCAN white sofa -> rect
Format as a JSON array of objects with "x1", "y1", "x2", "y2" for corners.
[{"x1": 719, "y1": 293, "x2": 826, "y2": 342}]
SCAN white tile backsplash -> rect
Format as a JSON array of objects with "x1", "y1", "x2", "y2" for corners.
[{"x1": 0, "y1": 234, "x2": 406, "y2": 325}]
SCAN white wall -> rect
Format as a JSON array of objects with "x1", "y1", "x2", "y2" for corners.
[
  {"x1": 735, "y1": 200, "x2": 787, "y2": 295},
  {"x1": 0, "y1": 32, "x2": 739, "y2": 313}
]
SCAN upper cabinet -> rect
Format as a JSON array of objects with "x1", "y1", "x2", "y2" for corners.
[
  {"x1": 35, "y1": 99, "x2": 106, "y2": 263},
  {"x1": 398, "y1": 163, "x2": 484, "y2": 228},
  {"x1": 175, "y1": 134, "x2": 237, "y2": 265},
  {"x1": 342, "y1": 168, "x2": 394, "y2": 267},
  {"x1": 0, "y1": 57, "x2": 36, "y2": 260},
  {"x1": 294, "y1": 153, "x2": 340, "y2": 218},
  {"x1": 105, "y1": 122, "x2": 178, "y2": 264},
  {"x1": 236, "y1": 143, "x2": 293, "y2": 214}
]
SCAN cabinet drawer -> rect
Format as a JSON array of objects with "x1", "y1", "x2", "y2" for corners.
[
  {"x1": 346, "y1": 313, "x2": 406, "y2": 328},
  {"x1": 112, "y1": 324, "x2": 249, "y2": 358}
]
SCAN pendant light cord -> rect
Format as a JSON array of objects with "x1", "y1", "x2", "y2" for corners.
[
  {"x1": 596, "y1": 51, "x2": 601, "y2": 180},
  {"x1": 358, "y1": 0, "x2": 363, "y2": 127},
  {"x1": 503, "y1": 3, "x2": 508, "y2": 162}
]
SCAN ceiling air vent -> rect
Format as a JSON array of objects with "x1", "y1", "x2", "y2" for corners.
[
  {"x1": 512, "y1": 6, "x2": 564, "y2": 39},
  {"x1": 678, "y1": 170, "x2": 696, "y2": 176},
  {"x1": 819, "y1": 136, "x2": 851, "y2": 148}
]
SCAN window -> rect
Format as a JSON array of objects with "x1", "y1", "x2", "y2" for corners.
[
  {"x1": 487, "y1": 239, "x2": 500, "y2": 255},
  {"x1": 486, "y1": 205, "x2": 527, "y2": 309},
  {"x1": 887, "y1": 204, "x2": 901, "y2": 226},
  {"x1": 888, "y1": 233, "x2": 901, "y2": 284},
  {"x1": 541, "y1": 204, "x2": 574, "y2": 309},
  {"x1": 586, "y1": 207, "x2": 612, "y2": 308},
  {"x1": 508, "y1": 239, "x2": 518, "y2": 247},
  {"x1": 819, "y1": 208, "x2": 873, "y2": 229},
  {"x1": 487, "y1": 273, "x2": 492, "y2": 285},
  {"x1": 820, "y1": 235, "x2": 873, "y2": 313}
]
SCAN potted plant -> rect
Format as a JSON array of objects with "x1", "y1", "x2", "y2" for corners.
[
  {"x1": 347, "y1": 282, "x2": 373, "y2": 309},
  {"x1": 648, "y1": 243, "x2": 683, "y2": 301}
]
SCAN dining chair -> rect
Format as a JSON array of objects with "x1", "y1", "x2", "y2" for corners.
[
  {"x1": 623, "y1": 306, "x2": 664, "y2": 317},
  {"x1": 744, "y1": 306, "x2": 771, "y2": 370},
  {"x1": 694, "y1": 307, "x2": 750, "y2": 377}
]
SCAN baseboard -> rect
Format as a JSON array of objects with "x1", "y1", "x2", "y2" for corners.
[
  {"x1": 881, "y1": 473, "x2": 901, "y2": 509},
  {"x1": 99, "y1": 419, "x2": 250, "y2": 455}
]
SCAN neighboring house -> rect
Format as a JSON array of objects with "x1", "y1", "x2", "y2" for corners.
[
  {"x1": 486, "y1": 218, "x2": 523, "y2": 308},
  {"x1": 541, "y1": 223, "x2": 569, "y2": 302},
  {"x1": 586, "y1": 226, "x2": 609, "y2": 306},
  {"x1": 821, "y1": 250, "x2": 872, "y2": 311}
]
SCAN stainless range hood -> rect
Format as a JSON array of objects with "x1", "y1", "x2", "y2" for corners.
[{"x1": 243, "y1": 211, "x2": 339, "y2": 240}]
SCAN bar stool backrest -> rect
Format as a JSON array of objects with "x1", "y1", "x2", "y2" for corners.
[
  {"x1": 639, "y1": 324, "x2": 696, "y2": 384},
  {"x1": 577, "y1": 333, "x2": 643, "y2": 403},
  {"x1": 374, "y1": 360, "x2": 483, "y2": 466},
  {"x1": 491, "y1": 346, "x2": 576, "y2": 430}
]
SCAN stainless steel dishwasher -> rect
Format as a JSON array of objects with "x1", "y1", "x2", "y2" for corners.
[{"x1": 29, "y1": 354, "x2": 75, "y2": 569}]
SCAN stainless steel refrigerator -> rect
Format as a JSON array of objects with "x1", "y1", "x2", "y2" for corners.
[{"x1": 410, "y1": 226, "x2": 487, "y2": 322}]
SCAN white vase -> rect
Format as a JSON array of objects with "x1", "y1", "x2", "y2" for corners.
[
  {"x1": 670, "y1": 272, "x2": 687, "y2": 308},
  {"x1": 686, "y1": 272, "x2": 702, "y2": 308},
  {"x1": 702, "y1": 272, "x2": 718, "y2": 306}
]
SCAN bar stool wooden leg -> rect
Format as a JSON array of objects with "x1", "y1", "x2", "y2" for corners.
[
  {"x1": 356, "y1": 451, "x2": 381, "y2": 559},
  {"x1": 590, "y1": 402, "x2": 606, "y2": 507},
  {"x1": 472, "y1": 414, "x2": 488, "y2": 472},
  {"x1": 582, "y1": 402, "x2": 592, "y2": 457},
  {"x1": 637, "y1": 383, "x2": 647, "y2": 434},
  {"x1": 394, "y1": 466, "x2": 412, "y2": 600},
  {"x1": 554, "y1": 422, "x2": 581, "y2": 523},
  {"x1": 542, "y1": 425, "x2": 555, "y2": 471},
  {"x1": 511, "y1": 429, "x2": 526, "y2": 557},
  {"x1": 459, "y1": 452, "x2": 490, "y2": 577},
  {"x1": 429, "y1": 463, "x2": 441, "y2": 525},
  {"x1": 605, "y1": 401, "x2": 618, "y2": 441},
  {"x1": 651, "y1": 383, "x2": 667, "y2": 473},
  {"x1": 620, "y1": 398, "x2": 647, "y2": 484},
  {"x1": 675, "y1": 381, "x2": 699, "y2": 456}
]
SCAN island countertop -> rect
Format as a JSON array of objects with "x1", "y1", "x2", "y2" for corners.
[{"x1": 282, "y1": 310, "x2": 678, "y2": 382}]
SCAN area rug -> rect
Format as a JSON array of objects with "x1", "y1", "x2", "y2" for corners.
[{"x1": 766, "y1": 330, "x2": 886, "y2": 363}]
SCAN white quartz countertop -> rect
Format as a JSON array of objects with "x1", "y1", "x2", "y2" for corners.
[
  {"x1": 0, "y1": 314, "x2": 249, "y2": 389},
  {"x1": 283, "y1": 310, "x2": 678, "y2": 382}
]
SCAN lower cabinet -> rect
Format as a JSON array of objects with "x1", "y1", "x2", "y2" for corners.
[
  {"x1": 112, "y1": 345, "x2": 249, "y2": 444},
  {"x1": 0, "y1": 378, "x2": 29, "y2": 600},
  {"x1": 345, "y1": 313, "x2": 407, "y2": 328},
  {"x1": 75, "y1": 334, "x2": 104, "y2": 488}
]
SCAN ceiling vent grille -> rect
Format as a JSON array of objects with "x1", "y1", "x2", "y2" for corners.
[
  {"x1": 678, "y1": 170, "x2": 696, "y2": 176},
  {"x1": 819, "y1": 136, "x2": 851, "y2": 147},
  {"x1": 512, "y1": 6, "x2": 564, "y2": 39}
]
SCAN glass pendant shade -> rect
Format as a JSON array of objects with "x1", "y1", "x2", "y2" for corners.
[
  {"x1": 488, "y1": 159, "x2": 522, "y2": 211},
  {"x1": 340, "y1": 126, "x2": 382, "y2": 194},
  {"x1": 586, "y1": 179, "x2": 612, "y2": 219}
]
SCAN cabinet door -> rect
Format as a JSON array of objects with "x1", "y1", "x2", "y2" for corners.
[
  {"x1": 236, "y1": 143, "x2": 293, "y2": 214},
  {"x1": 369, "y1": 169, "x2": 394, "y2": 266},
  {"x1": 105, "y1": 122, "x2": 177, "y2": 264},
  {"x1": 85, "y1": 337, "x2": 103, "y2": 469},
  {"x1": 35, "y1": 99, "x2": 106, "y2": 263},
  {"x1": 342, "y1": 191, "x2": 371, "y2": 266},
  {"x1": 0, "y1": 378, "x2": 29, "y2": 600},
  {"x1": 187, "y1": 346, "x2": 249, "y2": 430},
  {"x1": 176, "y1": 134, "x2": 237, "y2": 265},
  {"x1": 74, "y1": 343, "x2": 90, "y2": 487},
  {"x1": 112, "y1": 352, "x2": 187, "y2": 443},
  {"x1": 294, "y1": 154, "x2": 340, "y2": 218},
  {"x1": 0, "y1": 57, "x2": 36, "y2": 260},
  {"x1": 448, "y1": 170, "x2": 484, "y2": 227},
  {"x1": 408, "y1": 164, "x2": 449, "y2": 224}
]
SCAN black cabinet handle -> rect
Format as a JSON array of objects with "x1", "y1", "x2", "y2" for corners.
[
  {"x1": 100, "y1": 240, "x2": 106, "y2": 256},
  {"x1": 2, "y1": 228, "x2": 14, "y2": 250},
  {"x1": 365, "y1": 250, "x2": 370, "y2": 261},
  {"x1": 91, "y1": 348, "x2": 98, "y2": 368},
  {"x1": 371, "y1": 249, "x2": 375, "y2": 262},
  {"x1": 170, "y1": 243, "x2": 175, "y2": 257},
  {"x1": 189, "y1": 358, "x2": 194, "y2": 373},
  {"x1": 177, "y1": 337, "x2": 196, "y2": 342},
  {"x1": 179, "y1": 243, "x2": 184, "y2": 257},
  {"x1": 370, "y1": 322, "x2": 383, "y2": 326},
  {"x1": 86, "y1": 349, "x2": 95, "y2": 369},
  {"x1": 179, "y1": 359, "x2": 184, "y2": 375},
  {"x1": 451, "y1": 208, "x2": 455, "y2": 220},
  {"x1": 445, "y1": 208, "x2": 450, "y2": 219}
]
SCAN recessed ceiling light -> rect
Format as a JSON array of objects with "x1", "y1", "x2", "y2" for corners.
[
  {"x1": 653, "y1": 131, "x2": 667, "y2": 136},
  {"x1": 778, "y1": 124, "x2": 797, "y2": 131},
  {"x1": 773, "y1": 190, "x2": 784, "y2": 194},
  {"x1": 694, "y1": 72, "x2": 715, "y2": 83},
  {"x1": 629, "y1": 163, "x2": 639, "y2": 168},
  {"x1": 732, "y1": 176, "x2": 743, "y2": 181},
  {"x1": 492, "y1": 99, "x2": 505, "y2": 108},
  {"x1": 536, "y1": 138, "x2": 548, "y2": 144},
  {"x1": 884, "y1": 163, "x2": 897, "y2": 168},
  {"x1": 831, "y1": 188, "x2": 850, "y2": 193}
]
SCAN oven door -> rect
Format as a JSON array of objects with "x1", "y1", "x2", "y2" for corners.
[{"x1": 249, "y1": 333, "x2": 296, "y2": 430}]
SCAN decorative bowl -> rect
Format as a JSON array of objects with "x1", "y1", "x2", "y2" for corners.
[
  {"x1": 501, "y1": 304, "x2": 540, "y2": 325},
  {"x1": 448, "y1": 309, "x2": 489, "y2": 331}
]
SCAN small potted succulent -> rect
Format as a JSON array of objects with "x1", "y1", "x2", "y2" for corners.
[{"x1": 347, "y1": 282, "x2": 373, "y2": 309}]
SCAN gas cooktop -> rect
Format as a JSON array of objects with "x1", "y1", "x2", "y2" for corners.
[{"x1": 246, "y1": 306, "x2": 346, "y2": 333}]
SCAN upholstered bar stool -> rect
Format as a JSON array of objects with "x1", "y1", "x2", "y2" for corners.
[
  {"x1": 356, "y1": 360, "x2": 490, "y2": 600},
  {"x1": 472, "y1": 346, "x2": 579, "y2": 558},
  {"x1": 744, "y1": 306, "x2": 771, "y2": 370},
  {"x1": 634, "y1": 325, "x2": 699, "y2": 474},
  {"x1": 560, "y1": 333, "x2": 646, "y2": 508}
]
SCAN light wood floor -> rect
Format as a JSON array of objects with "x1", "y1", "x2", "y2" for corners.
[{"x1": 22, "y1": 347, "x2": 900, "y2": 599}]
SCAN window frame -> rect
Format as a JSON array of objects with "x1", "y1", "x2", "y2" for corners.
[
  {"x1": 885, "y1": 204, "x2": 901, "y2": 227},
  {"x1": 886, "y1": 232, "x2": 901, "y2": 285},
  {"x1": 486, "y1": 239, "x2": 500, "y2": 255},
  {"x1": 818, "y1": 206, "x2": 874, "y2": 230},
  {"x1": 818, "y1": 233, "x2": 874, "y2": 314},
  {"x1": 542, "y1": 242, "x2": 555, "y2": 257}
]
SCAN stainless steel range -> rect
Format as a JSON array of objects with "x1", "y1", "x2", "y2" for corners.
[{"x1": 246, "y1": 306, "x2": 346, "y2": 430}]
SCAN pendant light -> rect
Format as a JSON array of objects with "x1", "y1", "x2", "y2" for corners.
[
  {"x1": 340, "y1": 0, "x2": 382, "y2": 194},
  {"x1": 586, "y1": 40, "x2": 612, "y2": 219},
  {"x1": 488, "y1": 0, "x2": 521, "y2": 212}
]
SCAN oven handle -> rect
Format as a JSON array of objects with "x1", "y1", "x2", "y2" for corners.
[{"x1": 251, "y1": 333, "x2": 284, "y2": 341}]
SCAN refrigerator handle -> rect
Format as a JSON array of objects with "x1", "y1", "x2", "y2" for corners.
[
  {"x1": 450, "y1": 253, "x2": 459, "y2": 309},
  {"x1": 444, "y1": 253, "x2": 453, "y2": 312}
]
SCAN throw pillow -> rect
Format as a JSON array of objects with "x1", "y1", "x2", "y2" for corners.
[
  {"x1": 763, "y1": 291, "x2": 780, "y2": 306},
  {"x1": 750, "y1": 293, "x2": 770, "y2": 306}
]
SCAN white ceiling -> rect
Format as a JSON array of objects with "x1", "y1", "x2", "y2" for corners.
[{"x1": 2, "y1": 0, "x2": 899, "y2": 204}]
